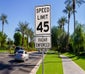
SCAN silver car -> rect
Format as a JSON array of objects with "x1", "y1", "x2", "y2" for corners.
[{"x1": 15, "y1": 50, "x2": 29, "y2": 61}]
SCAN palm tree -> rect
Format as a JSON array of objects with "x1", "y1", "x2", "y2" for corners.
[
  {"x1": 0, "y1": 14, "x2": 8, "y2": 34},
  {"x1": 16, "y1": 22, "x2": 28, "y2": 46},
  {"x1": 63, "y1": 5, "x2": 72, "y2": 38},
  {"x1": 29, "y1": 28, "x2": 34, "y2": 42},
  {"x1": 58, "y1": 19, "x2": 62, "y2": 29},
  {"x1": 72, "y1": 23, "x2": 84, "y2": 55},
  {"x1": 25, "y1": 27, "x2": 34, "y2": 48},
  {"x1": 25, "y1": 28, "x2": 30, "y2": 47},
  {"x1": 65, "y1": 0, "x2": 85, "y2": 32},
  {"x1": 58, "y1": 16, "x2": 67, "y2": 32}
]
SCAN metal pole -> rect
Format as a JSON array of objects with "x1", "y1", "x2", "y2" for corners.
[{"x1": 42, "y1": 49, "x2": 44, "y2": 74}]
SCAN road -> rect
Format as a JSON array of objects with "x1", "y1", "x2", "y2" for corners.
[{"x1": 0, "y1": 52, "x2": 42, "y2": 74}]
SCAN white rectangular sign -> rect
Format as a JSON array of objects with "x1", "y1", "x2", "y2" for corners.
[
  {"x1": 35, "y1": 36, "x2": 51, "y2": 48},
  {"x1": 35, "y1": 5, "x2": 51, "y2": 35}
]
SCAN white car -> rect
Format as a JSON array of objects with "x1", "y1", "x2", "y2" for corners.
[{"x1": 15, "y1": 50, "x2": 29, "y2": 61}]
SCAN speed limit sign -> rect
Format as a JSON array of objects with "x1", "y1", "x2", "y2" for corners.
[
  {"x1": 35, "y1": 5, "x2": 51, "y2": 35},
  {"x1": 35, "y1": 5, "x2": 51, "y2": 49}
]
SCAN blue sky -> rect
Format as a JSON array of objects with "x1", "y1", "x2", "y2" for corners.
[{"x1": 0, "y1": 0, "x2": 85, "y2": 40}]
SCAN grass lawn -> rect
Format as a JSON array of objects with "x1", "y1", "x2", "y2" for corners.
[
  {"x1": 64, "y1": 53, "x2": 85, "y2": 71},
  {"x1": 0, "y1": 49, "x2": 14, "y2": 54},
  {"x1": 36, "y1": 51, "x2": 63, "y2": 74},
  {"x1": 0, "y1": 49, "x2": 8, "y2": 53}
]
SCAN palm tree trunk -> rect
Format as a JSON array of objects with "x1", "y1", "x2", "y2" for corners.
[
  {"x1": 68, "y1": 17, "x2": 70, "y2": 37},
  {"x1": 73, "y1": 11, "x2": 76, "y2": 32},
  {"x1": 67, "y1": 15, "x2": 70, "y2": 51},
  {"x1": 2, "y1": 24, "x2": 4, "y2": 34},
  {"x1": 63, "y1": 25, "x2": 64, "y2": 32},
  {"x1": 27, "y1": 35, "x2": 29, "y2": 48},
  {"x1": 73, "y1": 0, "x2": 76, "y2": 32},
  {"x1": 68, "y1": 17, "x2": 70, "y2": 44},
  {"x1": 22, "y1": 34, "x2": 24, "y2": 46}
]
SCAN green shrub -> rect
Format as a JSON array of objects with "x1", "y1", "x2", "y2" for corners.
[{"x1": 29, "y1": 41, "x2": 35, "y2": 48}]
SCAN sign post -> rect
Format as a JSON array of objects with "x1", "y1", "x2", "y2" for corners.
[
  {"x1": 35, "y1": 5, "x2": 51, "y2": 74},
  {"x1": 42, "y1": 49, "x2": 44, "y2": 74}
]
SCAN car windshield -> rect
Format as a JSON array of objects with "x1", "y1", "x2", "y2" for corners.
[
  {"x1": 16, "y1": 47, "x2": 21, "y2": 49},
  {"x1": 18, "y1": 51, "x2": 24, "y2": 53}
]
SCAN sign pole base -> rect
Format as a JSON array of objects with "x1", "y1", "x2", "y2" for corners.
[{"x1": 42, "y1": 49, "x2": 44, "y2": 74}]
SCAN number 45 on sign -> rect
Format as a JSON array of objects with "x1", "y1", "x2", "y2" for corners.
[{"x1": 37, "y1": 21, "x2": 49, "y2": 32}]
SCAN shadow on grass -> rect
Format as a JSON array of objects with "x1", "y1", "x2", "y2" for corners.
[
  {"x1": 63, "y1": 52, "x2": 85, "y2": 61},
  {"x1": 44, "y1": 60, "x2": 62, "y2": 64},
  {"x1": 43, "y1": 51, "x2": 62, "y2": 64},
  {"x1": 76, "y1": 55, "x2": 85, "y2": 60},
  {"x1": 78, "y1": 53, "x2": 85, "y2": 59},
  {"x1": 69, "y1": 52, "x2": 85, "y2": 60},
  {"x1": 46, "y1": 51, "x2": 58, "y2": 55}
]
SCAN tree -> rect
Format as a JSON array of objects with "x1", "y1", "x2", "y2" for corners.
[
  {"x1": 51, "y1": 26, "x2": 67, "y2": 52},
  {"x1": 0, "y1": 32, "x2": 7, "y2": 47},
  {"x1": 14, "y1": 32, "x2": 22, "y2": 46},
  {"x1": 16, "y1": 22, "x2": 28, "y2": 46},
  {"x1": 25, "y1": 28, "x2": 34, "y2": 48},
  {"x1": 7, "y1": 38, "x2": 13, "y2": 46},
  {"x1": 57, "y1": 17, "x2": 68, "y2": 51},
  {"x1": 58, "y1": 16, "x2": 67, "y2": 32},
  {"x1": 0, "y1": 32, "x2": 3, "y2": 46},
  {"x1": 63, "y1": 5, "x2": 72, "y2": 37},
  {"x1": 52, "y1": 26, "x2": 58, "y2": 48},
  {"x1": 7, "y1": 38, "x2": 14, "y2": 53},
  {"x1": 72, "y1": 22, "x2": 85, "y2": 55},
  {"x1": 63, "y1": 5, "x2": 73, "y2": 48},
  {"x1": 0, "y1": 14, "x2": 8, "y2": 34},
  {"x1": 25, "y1": 28, "x2": 30, "y2": 47},
  {"x1": 29, "y1": 28, "x2": 34, "y2": 42},
  {"x1": 65, "y1": 0, "x2": 85, "y2": 31}
]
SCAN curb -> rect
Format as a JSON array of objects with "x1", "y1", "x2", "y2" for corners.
[
  {"x1": 29, "y1": 53, "x2": 46, "y2": 74},
  {"x1": 29, "y1": 58, "x2": 42, "y2": 74}
]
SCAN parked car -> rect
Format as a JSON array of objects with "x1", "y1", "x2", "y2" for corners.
[
  {"x1": 14, "y1": 50, "x2": 29, "y2": 61},
  {"x1": 14, "y1": 46, "x2": 23, "y2": 54}
]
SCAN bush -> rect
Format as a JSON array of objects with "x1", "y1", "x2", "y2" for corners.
[
  {"x1": 29, "y1": 41, "x2": 35, "y2": 48},
  {"x1": 0, "y1": 46, "x2": 7, "y2": 50},
  {"x1": 27, "y1": 47, "x2": 36, "y2": 51}
]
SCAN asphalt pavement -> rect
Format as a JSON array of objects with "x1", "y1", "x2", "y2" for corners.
[{"x1": 0, "y1": 52, "x2": 42, "y2": 74}]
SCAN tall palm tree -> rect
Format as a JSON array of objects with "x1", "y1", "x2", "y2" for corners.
[
  {"x1": 65, "y1": 0, "x2": 85, "y2": 32},
  {"x1": 58, "y1": 19, "x2": 63, "y2": 29},
  {"x1": 25, "y1": 27, "x2": 34, "y2": 48},
  {"x1": 63, "y1": 5, "x2": 72, "y2": 37},
  {"x1": 58, "y1": 16, "x2": 67, "y2": 32},
  {"x1": 16, "y1": 22, "x2": 28, "y2": 46},
  {"x1": 29, "y1": 28, "x2": 34, "y2": 42},
  {"x1": 0, "y1": 14, "x2": 8, "y2": 34},
  {"x1": 25, "y1": 28, "x2": 30, "y2": 47}
]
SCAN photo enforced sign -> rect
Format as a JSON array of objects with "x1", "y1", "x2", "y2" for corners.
[{"x1": 35, "y1": 36, "x2": 51, "y2": 48}]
